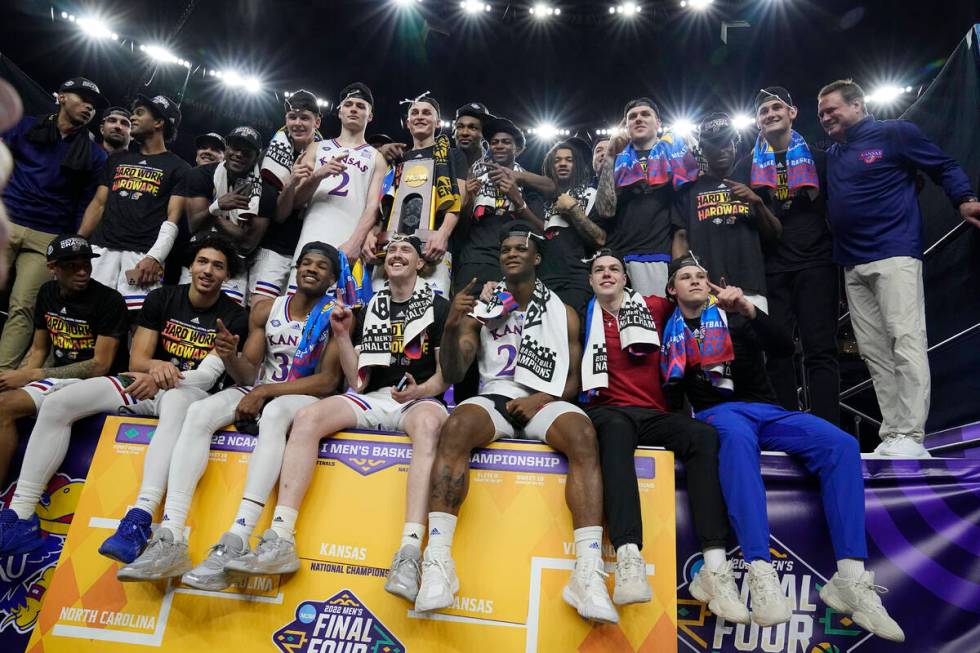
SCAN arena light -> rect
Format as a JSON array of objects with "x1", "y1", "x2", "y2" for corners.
[
  {"x1": 732, "y1": 114, "x2": 755, "y2": 130},
  {"x1": 317, "y1": 98, "x2": 331, "y2": 109},
  {"x1": 76, "y1": 16, "x2": 118, "y2": 40},
  {"x1": 866, "y1": 85, "x2": 911, "y2": 105},
  {"x1": 394, "y1": 0, "x2": 422, "y2": 6},
  {"x1": 680, "y1": 0, "x2": 712, "y2": 10},
  {"x1": 669, "y1": 119, "x2": 696, "y2": 137},
  {"x1": 527, "y1": 123, "x2": 570, "y2": 139},
  {"x1": 460, "y1": 1, "x2": 492, "y2": 13},
  {"x1": 611, "y1": 3, "x2": 642, "y2": 15},
  {"x1": 595, "y1": 127, "x2": 622, "y2": 136},
  {"x1": 219, "y1": 70, "x2": 263, "y2": 94},
  {"x1": 140, "y1": 44, "x2": 186, "y2": 67},
  {"x1": 530, "y1": 4, "x2": 560, "y2": 18}
]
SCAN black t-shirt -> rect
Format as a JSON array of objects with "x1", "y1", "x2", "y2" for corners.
[
  {"x1": 355, "y1": 294, "x2": 450, "y2": 393},
  {"x1": 257, "y1": 180, "x2": 302, "y2": 256},
  {"x1": 33, "y1": 279, "x2": 128, "y2": 367},
  {"x1": 538, "y1": 186, "x2": 598, "y2": 311},
  {"x1": 601, "y1": 159, "x2": 677, "y2": 257},
  {"x1": 136, "y1": 284, "x2": 248, "y2": 371},
  {"x1": 674, "y1": 170, "x2": 767, "y2": 295},
  {"x1": 91, "y1": 151, "x2": 191, "y2": 252},
  {"x1": 751, "y1": 150, "x2": 834, "y2": 273}
]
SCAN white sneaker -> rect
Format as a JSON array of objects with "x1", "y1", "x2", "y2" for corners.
[
  {"x1": 872, "y1": 434, "x2": 900, "y2": 456},
  {"x1": 385, "y1": 545, "x2": 421, "y2": 602},
  {"x1": 414, "y1": 550, "x2": 459, "y2": 612},
  {"x1": 819, "y1": 571, "x2": 905, "y2": 642},
  {"x1": 562, "y1": 557, "x2": 619, "y2": 624},
  {"x1": 181, "y1": 532, "x2": 248, "y2": 591},
  {"x1": 223, "y1": 529, "x2": 299, "y2": 575},
  {"x1": 688, "y1": 560, "x2": 751, "y2": 624},
  {"x1": 882, "y1": 435, "x2": 931, "y2": 458},
  {"x1": 117, "y1": 529, "x2": 192, "y2": 582},
  {"x1": 613, "y1": 546, "x2": 652, "y2": 605},
  {"x1": 747, "y1": 560, "x2": 792, "y2": 626}
]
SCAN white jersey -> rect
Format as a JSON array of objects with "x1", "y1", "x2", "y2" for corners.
[
  {"x1": 295, "y1": 139, "x2": 378, "y2": 261},
  {"x1": 478, "y1": 310, "x2": 530, "y2": 399},
  {"x1": 256, "y1": 295, "x2": 305, "y2": 385}
]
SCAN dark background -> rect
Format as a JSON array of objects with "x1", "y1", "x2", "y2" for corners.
[{"x1": 0, "y1": 0, "x2": 975, "y2": 168}]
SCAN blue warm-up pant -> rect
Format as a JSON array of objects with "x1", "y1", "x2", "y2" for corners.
[{"x1": 695, "y1": 401, "x2": 868, "y2": 563}]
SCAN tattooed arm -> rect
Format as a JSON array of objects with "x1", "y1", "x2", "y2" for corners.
[
  {"x1": 561, "y1": 199, "x2": 606, "y2": 248},
  {"x1": 594, "y1": 155, "x2": 618, "y2": 219},
  {"x1": 42, "y1": 334, "x2": 120, "y2": 380}
]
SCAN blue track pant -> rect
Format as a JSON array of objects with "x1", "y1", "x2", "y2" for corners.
[{"x1": 695, "y1": 401, "x2": 868, "y2": 562}]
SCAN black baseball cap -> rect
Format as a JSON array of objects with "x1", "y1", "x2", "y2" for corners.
[
  {"x1": 225, "y1": 126, "x2": 262, "y2": 153},
  {"x1": 755, "y1": 86, "x2": 794, "y2": 109},
  {"x1": 297, "y1": 241, "x2": 340, "y2": 279},
  {"x1": 698, "y1": 112, "x2": 738, "y2": 146},
  {"x1": 338, "y1": 82, "x2": 374, "y2": 108},
  {"x1": 285, "y1": 89, "x2": 320, "y2": 115},
  {"x1": 484, "y1": 117, "x2": 526, "y2": 149},
  {"x1": 195, "y1": 132, "x2": 226, "y2": 151},
  {"x1": 186, "y1": 232, "x2": 243, "y2": 278},
  {"x1": 623, "y1": 96, "x2": 660, "y2": 118},
  {"x1": 455, "y1": 102, "x2": 493, "y2": 123},
  {"x1": 47, "y1": 234, "x2": 100, "y2": 262},
  {"x1": 665, "y1": 252, "x2": 708, "y2": 298},
  {"x1": 132, "y1": 93, "x2": 181, "y2": 141},
  {"x1": 59, "y1": 77, "x2": 109, "y2": 111},
  {"x1": 102, "y1": 106, "x2": 130, "y2": 122},
  {"x1": 367, "y1": 133, "x2": 394, "y2": 148}
]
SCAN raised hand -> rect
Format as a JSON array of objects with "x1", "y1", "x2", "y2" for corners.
[
  {"x1": 723, "y1": 178, "x2": 763, "y2": 207},
  {"x1": 213, "y1": 318, "x2": 240, "y2": 359},
  {"x1": 707, "y1": 281, "x2": 756, "y2": 318}
]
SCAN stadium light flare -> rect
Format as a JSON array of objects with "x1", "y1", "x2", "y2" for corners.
[
  {"x1": 140, "y1": 44, "x2": 189, "y2": 67},
  {"x1": 530, "y1": 4, "x2": 560, "y2": 17},
  {"x1": 394, "y1": 0, "x2": 422, "y2": 6},
  {"x1": 611, "y1": 3, "x2": 642, "y2": 16},
  {"x1": 218, "y1": 71, "x2": 263, "y2": 94},
  {"x1": 527, "y1": 124, "x2": 570, "y2": 139},
  {"x1": 866, "y1": 85, "x2": 911, "y2": 105},
  {"x1": 461, "y1": 1, "x2": 492, "y2": 12},
  {"x1": 76, "y1": 16, "x2": 118, "y2": 40},
  {"x1": 669, "y1": 119, "x2": 696, "y2": 137},
  {"x1": 680, "y1": 0, "x2": 713, "y2": 10},
  {"x1": 732, "y1": 114, "x2": 756, "y2": 130}
]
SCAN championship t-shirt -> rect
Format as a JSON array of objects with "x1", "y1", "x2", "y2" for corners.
[
  {"x1": 673, "y1": 171, "x2": 767, "y2": 295},
  {"x1": 32, "y1": 279, "x2": 128, "y2": 366},
  {"x1": 91, "y1": 151, "x2": 191, "y2": 252},
  {"x1": 539, "y1": 185, "x2": 598, "y2": 311},
  {"x1": 136, "y1": 284, "x2": 248, "y2": 371},
  {"x1": 602, "y1": 153, "x2": 677, "y2": 258},
  {"x1": 355, "y1": 294, "x2": 449, "y2": 394}
]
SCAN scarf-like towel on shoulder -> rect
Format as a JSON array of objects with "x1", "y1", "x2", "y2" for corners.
[
  {"x1": 471, "y1": 161, "x2": 526, "y2": 221},
  {"x1": 544, "y1": 185, "x2": 597, "y2": 230},
  {"x1": 260, "y1": 126, "x2": 323, "y2": 190},
  {"x1": 25, "y1": 113, "x2": 95, "y2": 174},
  {"x1": 357, "y1": 277, "x2": 435, "y2": 379},
  {"x1": 581, "y1": 289, "x2": 661, "y2": 393},
  {"x1": 287, "y1": 252, "x2": 366, "y2": 381},
  {"x1": 213, "y1": 161, "x2": 263, "y2": 224},
  {"x1": 750, "y1": 130, "x2": 819, "y2": 199},
  {"x1": 614, "y1": 132, "x2": 699, "y2": 191},
  {"x1": 660, "y1": 296, "x2": 734, "y2": 393},
  {"x1": 471, "y1": 279, "x2": 568, "y2": 397}
]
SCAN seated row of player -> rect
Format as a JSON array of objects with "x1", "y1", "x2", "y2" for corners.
[{"x1": 0, "y1": 227, "x2": 902, "y2": 641}]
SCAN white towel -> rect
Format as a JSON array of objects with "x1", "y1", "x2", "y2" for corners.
[
  {"x1": 472, "y1": 279, "x2": 569, "y2": 397},
  {"x1": 212, "y1": 161, "x2": 262, "y2": 224},
  {"x1": 470, "y1": 160, "x2": 525, "y2": 215},
  {"x1": 544, "y1": 185, "x2": 597, "y2": 230},
  {"x1": 581, "y1": 288, "x2": 661, "y2": 393},
  {"x1": 357, "y1": 277, "x2": 435, "y2": 375},
  {"x1": 260, "y1": 128, "x2": 295, "y2": 189}
]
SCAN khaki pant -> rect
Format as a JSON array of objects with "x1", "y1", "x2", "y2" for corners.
[
  {"x1": 844, "y1": 256, "x2": 930, "y2": 441},
  {"x1": 0, "y1": 223, "x2": 55, "y2": 370}
]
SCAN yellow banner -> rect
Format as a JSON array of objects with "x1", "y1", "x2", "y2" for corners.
[{"x1": 28, "y1": 416, "x2": 677, "y2": 652}]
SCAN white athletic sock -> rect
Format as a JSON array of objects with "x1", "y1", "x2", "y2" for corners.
[
  {"x1": 270, "y1": 506, "x2": 299, "y2": 542},
  {"x1": 229, "y1": 497, "x2": 265, "y2": 541},
  {"x1": 836, "y1": 558, "x2": 866, "y2": 580},
  {"x1": 616, "y1": 542, "x2": 640, "y2": 562},
  {"x1": 426, "y1": 512, "x2": 457, "y2": 558},
  {"x1": 9, "y1": 480, "x2": 45, "y2": 520},
  {"x1": 702, "y1": 547, "x2": 727, "y2": 572},
  {"x1": 400, "y1": 522, "x2": 425, "y2": 550},
  {"x1": 133, "y1": 487, "x2": 165, "y2": 516},
  {"x1": 574, "y1": 526, "x2": 604, "y2": 561},
  {"x1": 159, "y1": 490, "x2": 193, "y2": 541}
]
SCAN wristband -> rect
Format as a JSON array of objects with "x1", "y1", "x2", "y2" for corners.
[
  {"x1": 209, "y1": 200, "x2": 222, "y2": 216},
  {"x1": 957, "y1": 196, "x2": 978, "y2": 207},
  {"x1": 145, "y1": 220, "x2": 179, "y2": 265}
]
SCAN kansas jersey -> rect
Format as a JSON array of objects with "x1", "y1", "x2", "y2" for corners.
[
  {"x1": 295, "y1": 140, "x2": 378, "y2": 261},
  {"x1": 478, "y1": 310, "x2": 529, "y2": 399},
  {"x1": 256, "y1": 295, "x2": 305, "y2": 385}
]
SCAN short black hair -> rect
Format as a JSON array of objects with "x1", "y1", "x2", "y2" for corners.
[
  {"x1": 186, "y1": 232, "x2": 243, "y2": 279},
  {"x1": 296, "y1": 241, "x2": 340, "y2": 283},
  {"x1": 587, "y1": 248, "x2": 627, "y2": 274}
]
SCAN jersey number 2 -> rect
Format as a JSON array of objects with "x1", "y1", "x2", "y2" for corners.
[
  {"x1": 328, "y1": 171, "x2": 350, "y2": 197},
  {"x1": 495, "y1": 344, "x2": 517, "y2": 377}
]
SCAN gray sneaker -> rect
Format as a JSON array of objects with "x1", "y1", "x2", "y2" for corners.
[
  {"x1": 384, "y1": 545, "x2": 421, "y2": 602},
  {"x1": 223, "y1": 529, "x2": 299, "y2": 576},
  {"x1": 181, "y1": 532, "x2": 248, "y2": 591},
  {"x1": 820, "y1": 571, "x2": 905, "y2": 642},
  {"x1": 117, "y1": 528, "x2": 192, "y2": 582},
  {"x1": 747, "y1": 560, "x2": 792, "y2": 626},
  {"x1": 613, "y1": 546, "x2": 652, "y2": 605},
  {"x1": 689, "y1": 560, "x2": 751, "y2": 624}
]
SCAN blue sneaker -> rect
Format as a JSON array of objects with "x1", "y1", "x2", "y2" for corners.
[
  {"x1": 99, "y1": 508, "x2": 152, "y2": 563},
  {"x1": 0, "y1": 509, "x2": 44, "y2": 555}
]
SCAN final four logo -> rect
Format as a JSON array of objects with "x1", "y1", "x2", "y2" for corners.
[
  {"x1": 272, "y1": 589, "x2": 404, "y2": 653},
  {"x1": 677, "y1": 535, "x2": 871, "y2": 653}
]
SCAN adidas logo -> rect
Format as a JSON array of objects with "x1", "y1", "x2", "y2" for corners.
[
  {"x1": 409, "y1": 533, "x2": 420, "y2": 539},
  {"x1": 191, "y1": 317, "x2": 200, "y2": 324},
  {"x1": 162, "y1": 513, "x2": 170, "y2": 521},
  {"x1": 430, "y1": 528, "x2": 441, "y2": 536},
  {"x1": 139, "y1": 160, "x2": 147, "y2": 164},
  {"x1": 236, "y1": 518, "x2": 247, "y2": 526},
  {"x1": 589, "y1": 542, "x2": 601, "y2": 550},
  {"x1": 273, "y1": 516, "x2": 284, "y2": 522},
  {"x1": 60, "y1": 307, "x2": 67, "y2": 314}
]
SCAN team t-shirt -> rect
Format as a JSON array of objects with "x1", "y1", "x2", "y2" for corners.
[
  {"x1": 602, "y1": 152, "x2": 678, "y2": 258},
  {"x1": 136, "y1": 284, "x2": 248, "y2": 371},
  {"x1": 673, "y1": 170, "x2": 767, "y2": 295},
  {"x1": 354, "y1": 294, "x2": 450, "y2": 394},
  {"x1": 538, "y1": 185, "x2": 598, "y2": 311},
  {"x1": 91, "y1": 151, "x2": 191, "y2": 252},
  {"x1": 32, "y1": 279, "x2": 128, "y2": 366}
]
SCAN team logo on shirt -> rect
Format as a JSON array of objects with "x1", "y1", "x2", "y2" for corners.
[
  {"x1": 272, "y1": 589, "x2": 403, "y2": 653},
  {"x1": 859, "y1": 149, "x2": 884, "y2": 164},
  {"x1": 696, "y1": 187, "x2": 750, "y2": 225},
  {"x1": 161, "y1": 318, "x2": 217, "y2": 370},
  {"x1": 111, "y1": 164, "x2": 165, "y2": 199},
  {"x1": 44, "y1": 313, "x2": 95, "y2": 359}
]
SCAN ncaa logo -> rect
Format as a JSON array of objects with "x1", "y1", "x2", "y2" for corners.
[{"x1": 859, "y1": 149, "x2": 883, "y2": 164}]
